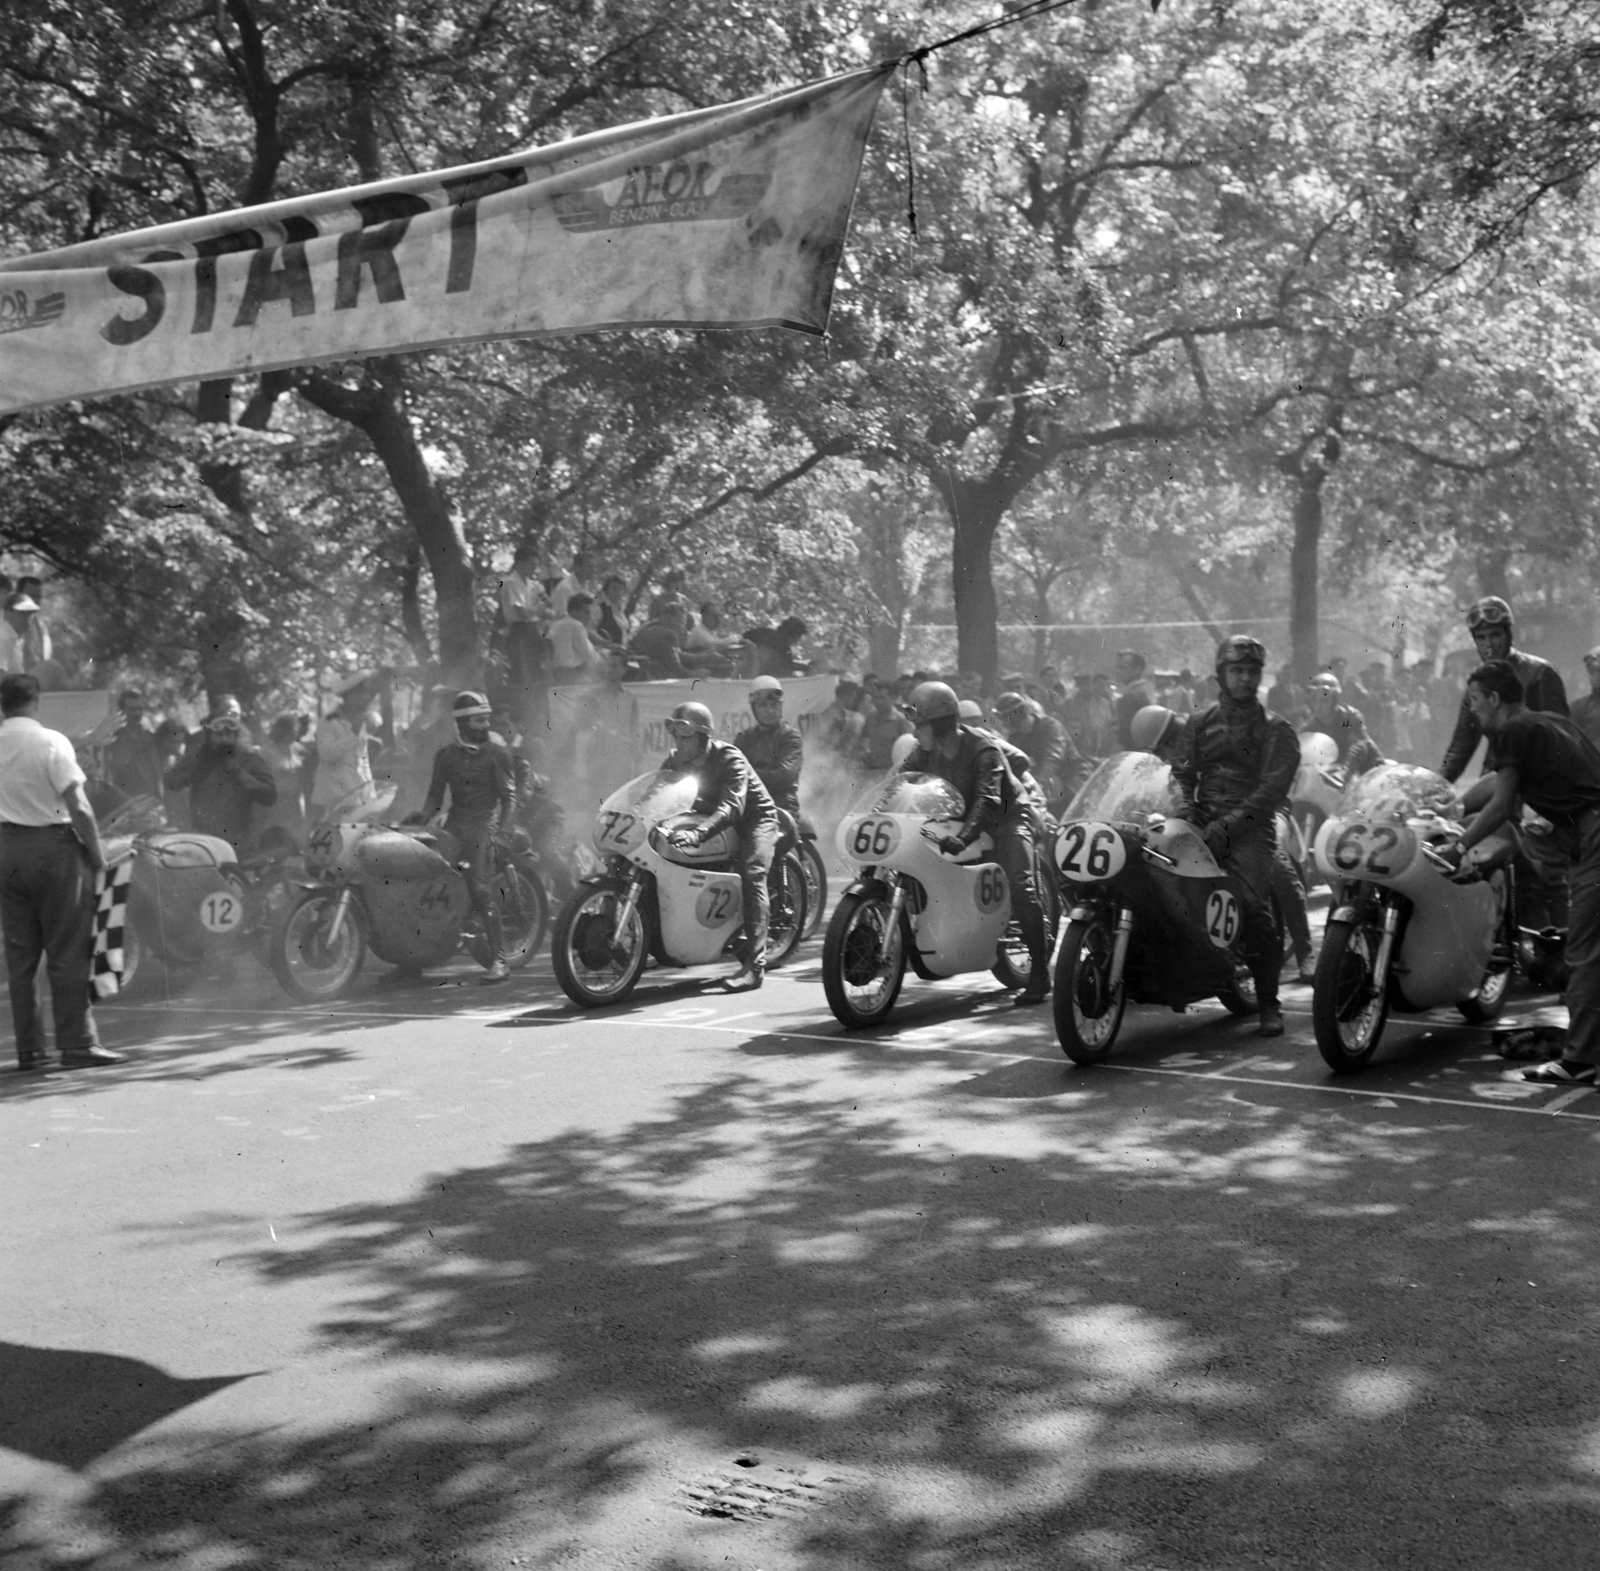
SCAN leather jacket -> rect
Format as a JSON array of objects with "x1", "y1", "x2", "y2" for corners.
[
  {"x1": 1171, "y1": 699, "x2": 1299, "y2": 844},
  {"x1": 732, "y1": 722, "x2": 803, "y2": 815},
  {"x1": 423, "y1": 739, "x2": 518, "y2": 831},
  {"x1": 904, "y1": 725, "x2": 1029, "y2": 847},
  {"x1": 1440, "y1": 649, "x2": 1568, "y2": 782},
  {"x1": 1305, "y1": 702, "x2": 1383, "y2": 775},
  {"x1": 662, "y1": 738, "x2": 778, "y2": 837}
]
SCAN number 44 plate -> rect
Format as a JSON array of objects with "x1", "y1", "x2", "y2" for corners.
[{"x1": 1055, "y1": 820, "x2": 1127, "y2": 882}]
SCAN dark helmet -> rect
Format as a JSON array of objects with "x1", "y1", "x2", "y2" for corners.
[
  {"x1": 1215, "y1": 634, "x2": 1267, "y2": 673},
  {"x1": 1130, "y1": 704, "x2": 1179, "y2": 752},
  {"x1": 1466, "y1": 595, "x2": 1514, "y2": 632},
  {"x1": 667, "y1": 700, "x2": 714, "y2": 737},
  {"x1": 902, "y1": 681, "x2": 960, "y2": 725},
  {"x1": 994, "y1": 690, "x2": 1033, "y2": 721}
]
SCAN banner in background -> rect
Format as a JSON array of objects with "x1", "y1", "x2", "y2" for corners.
[{"x1": 0, "y1": 68, "x2": 889, "y2": 416}]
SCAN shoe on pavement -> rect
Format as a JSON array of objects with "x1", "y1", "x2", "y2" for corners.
[
  {"x1": 1522, "y1": 1058, "x2": 1596, "y2": 1085},
  {"x1": 1014, "y1": 971, "x2": 1050, "y2": 1007},
  {"x1": 480, "y1": 960, "x2": 511, "y2": 984},
  {"x1": 1295, "y1": 959, "x2": 1316, "y2": 984},
  {"x1": 721, "y1": 965, "x2": 765, "y2": 993},
  {"x1": 13, "y1": 1056, "x2": 46, "y2": 1073},
  {"x1": 1257, "y1": 1006, "x2": 1285, "y2": 1037},
  {"x1": 60, "y1": 1046, "x2": 127, "y2": 1067}
]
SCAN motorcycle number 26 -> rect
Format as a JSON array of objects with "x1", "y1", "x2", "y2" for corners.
[
  {"x1": 1204, "y1": 889, "x2": 1240, "y2": 949},
  {"x1": 1056, "y1": 820, "x2": 1127, "y2": 882}
]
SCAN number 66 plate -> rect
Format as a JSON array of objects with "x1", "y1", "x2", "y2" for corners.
[{"x1": 1055, "y1": 820, "x2": 1127, "y2": 882}]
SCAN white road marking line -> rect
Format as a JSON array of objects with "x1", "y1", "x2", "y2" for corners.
[{"x1": 1541, "y1": 1086, "x2": 1595, "y2": 1115}]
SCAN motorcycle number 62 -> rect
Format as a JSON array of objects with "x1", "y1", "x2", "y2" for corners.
[
  {"x1": 1329, "y1": 822, "x2": 1408, "y2": 877},
  {"x1": 1204, "y1": 889, "x2": 1240, "y2": 948},
  {"x1": 1056, "y1": 820, "x2": 1126, "y2": 882}
]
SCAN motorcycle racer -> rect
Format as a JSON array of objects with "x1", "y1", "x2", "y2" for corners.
[
  {"x1": 733, "y1": 675, "x2": 803, "y2": 817},
  {"x1": 418, "y1": 691, "x2": 520, "y2": 982},
  {"x1": 1302, "y1": 672, "x2": 1383, "y2": 778},
  {"x1": 663, "y1": 700, "x2": 780, "y2": 993},
  {"x1": 1169, "y1": 637, "x2": 1301, "y2": 1035},
  {"x1": 899, "y1": 680, "x2": 1052, "y2": 1006}
]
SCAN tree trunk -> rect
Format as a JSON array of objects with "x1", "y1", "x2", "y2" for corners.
[
  {"x1": 867, "y1": 623, "x2": 901, "y2": 679},
  {"x1": 1287, "y1": 460, "x2": 1324, "y2": 682},
  {"x1": 933, "y1": 471, "x2": 1003, "y2": 681}
]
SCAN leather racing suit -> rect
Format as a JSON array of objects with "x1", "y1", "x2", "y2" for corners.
[{"x1": 421, "y1": 737, "x2": 518, "y2": 963}]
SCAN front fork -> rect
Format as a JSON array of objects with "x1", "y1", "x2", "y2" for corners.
[
  {"x1": 611, "y1": 868, "x2": 644, "y2": 943},
  {"x1": 881, "y1": 872, "x2": 907, "y2": 946},
  {"x1": 1108, "y1": 905, "x2": 1135, "y2": 992},
  {"x1": 1369, "y1": 897, "x2": 1402, "y2": 995},
  {"x1": 324, "y1": 886, "x2": 354, "y2": 945}
]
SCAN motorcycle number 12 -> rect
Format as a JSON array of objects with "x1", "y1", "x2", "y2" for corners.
[
  {"x1": 199, "y1": 890, "x2": 243, "y2": 933},
  {"x1": 1204, "y1": 889, "x2": 1240, "y2": 948},
  {"x1": 1056, "y1": 820, "x2": 1126, "y2": 882}
]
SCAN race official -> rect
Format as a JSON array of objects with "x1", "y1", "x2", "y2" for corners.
[
  {"x1": 1451, "y1": 660, "x2": 1600, "y2": 1087},
  {"x1": 1170, "y1": 637, "x2": 1300, "y2": 1036},
  {"x1": 0, "y1": 673, "x2": 124, "y2": 1070}
]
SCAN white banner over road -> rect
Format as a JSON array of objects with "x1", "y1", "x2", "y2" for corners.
[{"x1": 0, "y1": 68, "x2": 889, "y2": 416}]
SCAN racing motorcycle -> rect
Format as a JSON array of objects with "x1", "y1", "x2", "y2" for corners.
[
  {"x1": 819, "y1": 772, "x2": 1059, "y2": 1029},
  {"x1": 270, "y1": 799, "x2": 547, "y2": 1002},
  {"x1": 1286, "y1": 731, "x2": 1347, "y2": 888},
  {"x1": 550, "y1": 769, "x2": 808, "y2": 1007},
  {"x1": 1310, "y1": 761, "x2": 1516, "y2": 1072},
  {"x1": 1052, "y1": 753, "x2": 1264, "y2": 1064}
]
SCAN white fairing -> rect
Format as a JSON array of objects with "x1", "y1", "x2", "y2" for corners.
[
  {"x1": 1293, "y1": 731, "x2": 1346, "y2": 816},
  {"x1": 1314, "y1": 761, "x2": 1506, "y2": 1009},
  {"x1": 1056, "y1": 751, "x2": 1223, "y2": 880},
  {"x1": 837, "y1": 773, "x2": 1011, "y2": 978},
  {"x1": 591, "y1": 768, "x2": 744, "y2": 965}
]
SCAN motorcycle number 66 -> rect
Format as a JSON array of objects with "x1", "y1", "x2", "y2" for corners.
[
  {"x1": 847, "y1": 817, "x2": 900, "y2": 860},
  {"x1": 1204, "y1": 889, "x2": 1240, "y2": 948},
  {"x1": 1056, "y1": 820, "x2": 1126, "y2": 882}
]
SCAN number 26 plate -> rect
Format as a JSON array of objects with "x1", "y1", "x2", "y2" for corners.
[{"x1": 1055, "y1": 820, "x2": 1127, "y2": 882}]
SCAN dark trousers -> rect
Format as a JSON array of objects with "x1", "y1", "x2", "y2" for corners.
[
  {"x1": 447, "y1": 818, "x2": 503, "y2": 965},
  {"x1": 992, "y1": 808, "x2": 1049, "y2": 965},
  {"x1": 738, "y1": 821, "x2": 778, "y2": 969},
  {"x1": 1272, "y1": 819, "x2": 1313, "y2": 963},
  {"x1": 0, "y1": 824, "x2": 101, "y2": 1062},
  {"x1": 1218, "y1": 833, "x2": 1281, "y2": 1008},
  {"x1": 1559, "y1": 810, "x2": 1600, "y2": 1067}
]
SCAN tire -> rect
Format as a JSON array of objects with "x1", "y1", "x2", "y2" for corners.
[
  {"x1": 466, "y1": 862, "x2": 549, "y2": 969},
  {"x1": 1216, "y1": 967, "x2": 1261, "y2": 1015},
  {"x1": 1053, "y1": 915, "x2": 1126, "y2": 1064},
  {"x1": 799, "y1": 839, "x2": 828, "y2": 941},
  {"x1": 822, "y1": 889, "x2": 907, "y2": 1028},
  {"x1": 1312, "y1": 920, "x2": 1391, "y2": 1072},
  {"x1": 764, "y1": 851, "x2": 808, "y2": 969},
  {"x1": 551, "y1": 881, "x2": 647, "y2": 1007},
  {"x1": 272, "y1": 889, "x2": 368, "y2": 1003},
  {"x1": 992, "y1": 850, "x2": 1061, "y2": 988}
]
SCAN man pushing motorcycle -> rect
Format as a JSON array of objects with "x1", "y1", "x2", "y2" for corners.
[
  {"x1": 416, "y1": 690, "x2": 518, "y2": 983},
  {"x1": 899, "y1": 680, "x2": 1052, "y2": 1006},
  {"x1": 1169, "y1": 636, "x2": 1301, "y2": 1036},
  {"x1": 662, "y1": 701, "x2": 780, "y2": 993}
]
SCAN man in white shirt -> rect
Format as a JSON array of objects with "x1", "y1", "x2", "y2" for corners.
[
  {"x1": 548, "y1": 594, "x2": 601, "y2": 685},
  {"x1": 311, "y1": 673, "x2": 378, "y2": 814},
  {"x1": 0, "y1": 673, "x2": 123, "y2": 1069},
  {"x1": 549, "y1": 551, "x2": 596, "y2": 622}
]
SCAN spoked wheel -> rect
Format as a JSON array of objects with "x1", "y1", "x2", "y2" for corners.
[
  {"x1": 271, "y1": 889, "x2": 368, "y2": 1003},
  {"x1": 798, "y1": 839, "x2": 828, "y2": 941},
  {"x1": 551, "y1": 881, "x2": 647, "y2": 1007},
  {"x1": 822, "y1": 889, "x2": 907, "y2": 1028},
  {"x1": 1217, "y1": 963, "x2": 1261, "y2": 1016},
  {"x1": 1312, "y1": 921, "x2": 1390, "y2": 1072},
  {"x1": 1458, "y1": 869, "x2": 1513, "y2": 1023},
  {"x1": 466, "y1": 862, "x2": 550, "y2": 969},
  {"x1": 763, "y1": 851, "x2": 808, "y2": 968},
  {"x1": 1053, "y1": 916, "x2": 1126, "y2": 1063}
]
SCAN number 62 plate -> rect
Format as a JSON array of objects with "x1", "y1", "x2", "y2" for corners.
[{"x1": 1055, "y1": 820, "x2": 1127, "y2": 882}]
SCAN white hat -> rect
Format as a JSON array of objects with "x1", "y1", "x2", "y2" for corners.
[{"x1": 749, "y1": 675, "x2": 783, "y2": 696}]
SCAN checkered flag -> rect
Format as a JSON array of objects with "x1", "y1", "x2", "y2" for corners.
[{"x1": 90, "y1": 855, "x2": 133, "y2": 1000}]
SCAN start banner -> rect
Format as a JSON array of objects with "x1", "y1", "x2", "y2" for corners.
[{"x1": 0, "y1": 68, "x2": 890, "y2": 416}]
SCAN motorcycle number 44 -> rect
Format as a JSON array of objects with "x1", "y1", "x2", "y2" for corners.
[
  {"x1": 1056, "y1": 821, "x2": 1126, "y2": 882},
  {"x1": 847, "y1": 817, "x2": 900, "y2": 860},
  {"x1": 199, "y1": 890, "x2": 243, "y2": 933},
  {"x1": 1204, "y1": 889, "x2": 1240, "y2": 948},
  {"x1": 974, "y1": 864, "x2": 1007, "y2": 913}
]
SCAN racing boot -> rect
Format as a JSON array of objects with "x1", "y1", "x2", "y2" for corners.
[
  {"x1": 721, "y1": 963, "x2": 765, "y2": 993},
  {"x1": 482, "y1": 957, "x2": 511, "y2": 983},
  {"x1": 1257, "y1": 1004, "x2": 1285, "y2": 1036},
  {"x1": 1013, "y1": 908, "x2": 1052, "y2": 1007}
]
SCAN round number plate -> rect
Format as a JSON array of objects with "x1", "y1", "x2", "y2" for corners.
[
  {"x1": 1055, "y1": 820, "x2": 1127, "y2": 882},
  {"x1": 974, "y1": 863, "x2": 1008, "y2": 913},
  {"x1": 1203, "y1": 888, "x2": 1240, "y2": 949},
  {"x1": 199, "y1": 889, "x2": 243, "y2": 933},
  {"x1": 695, "y1": 883, "x2": 741, "y2": 928},
  {"x1": 839, "y1": 815, "x2": 902, "y2": 863}
]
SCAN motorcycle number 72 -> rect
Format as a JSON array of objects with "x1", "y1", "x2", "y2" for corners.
[{"x1": 1055, "y1": 820, "x2": 1126, "y2": 882}]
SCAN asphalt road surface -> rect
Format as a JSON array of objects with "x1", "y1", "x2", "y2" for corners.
[{"x1": 4, "y1": 930, "x2": 1599, "y2": 1571}]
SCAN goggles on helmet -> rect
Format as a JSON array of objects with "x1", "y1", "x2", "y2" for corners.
[{"x1": 1466, "y1": 598, "x2": 1513, "y2": 631}]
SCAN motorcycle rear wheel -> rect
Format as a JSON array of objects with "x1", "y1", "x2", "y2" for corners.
[
  {"x1": 551, "y1": 882, "x2": 647, "y2": 1007},
  {"x1": 1054, "y1": 916, "x2": 1126, "y2": 1063},
  {"x1": 798, "y1": 839, "x2": 828, "y2": 941},
  {"x1": 1312, "y1": 921, "x2": 1390, "y2": 1072},
  {"x1": 465, "y1": 863, "x2": 549, "y2": 970},
  {"x1": 272, "y1": 889, "x2": 368, "y2": 1003},
  {"x1": 822, "y1": 890, "x2": 906, "y2": 1028},
  {"x1": 764, "y1": 851, "x2": 808, "y2": 968}
]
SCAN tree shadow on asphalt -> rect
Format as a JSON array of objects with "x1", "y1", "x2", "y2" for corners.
[{"x1": 8, "y1": 1051, "x2": 1600, "y2": 1570}]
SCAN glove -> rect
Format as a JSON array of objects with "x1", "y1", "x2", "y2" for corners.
[
  {"x1": 933, "y1": 834, "x2": 967, "y2": 857},
  {"x1": 1202, "y1": 821, "x2": 1231, "y2": 860},
  {"x1": 671, "y1": 826, "x2": 705, "y2": 850}
]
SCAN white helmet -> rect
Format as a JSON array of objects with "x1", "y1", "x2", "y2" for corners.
[
  {"x1": 749, "y1": 674, "x2": 783, "y2": 697},
  {"x1": 890, "y1": 732, "x2": 918, "y2": 769}
]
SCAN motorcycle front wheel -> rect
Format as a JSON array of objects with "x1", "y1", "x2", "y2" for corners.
[
  {"x1": 551, "y1": 881, "x2": 647, "y2": 1007},
  {"x1": 1312, "y1": 921, "x2": 1390, "y2": 1072},
  {"x1": 798, "y1": 839, "x2": 828, "y2": 941},
  {"x1": 1053, "y1": 916, "x2": 1126, "y2": 1063},
  {"x1": 764, "y1": 850, "x2": 808, "y2": 968},
  {"x1": 822, "y1": 890, "x2": 907, "y2": 1028},
  {"x1": 272, "y1": 889, "x2": 368, "y2": 1003}
]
